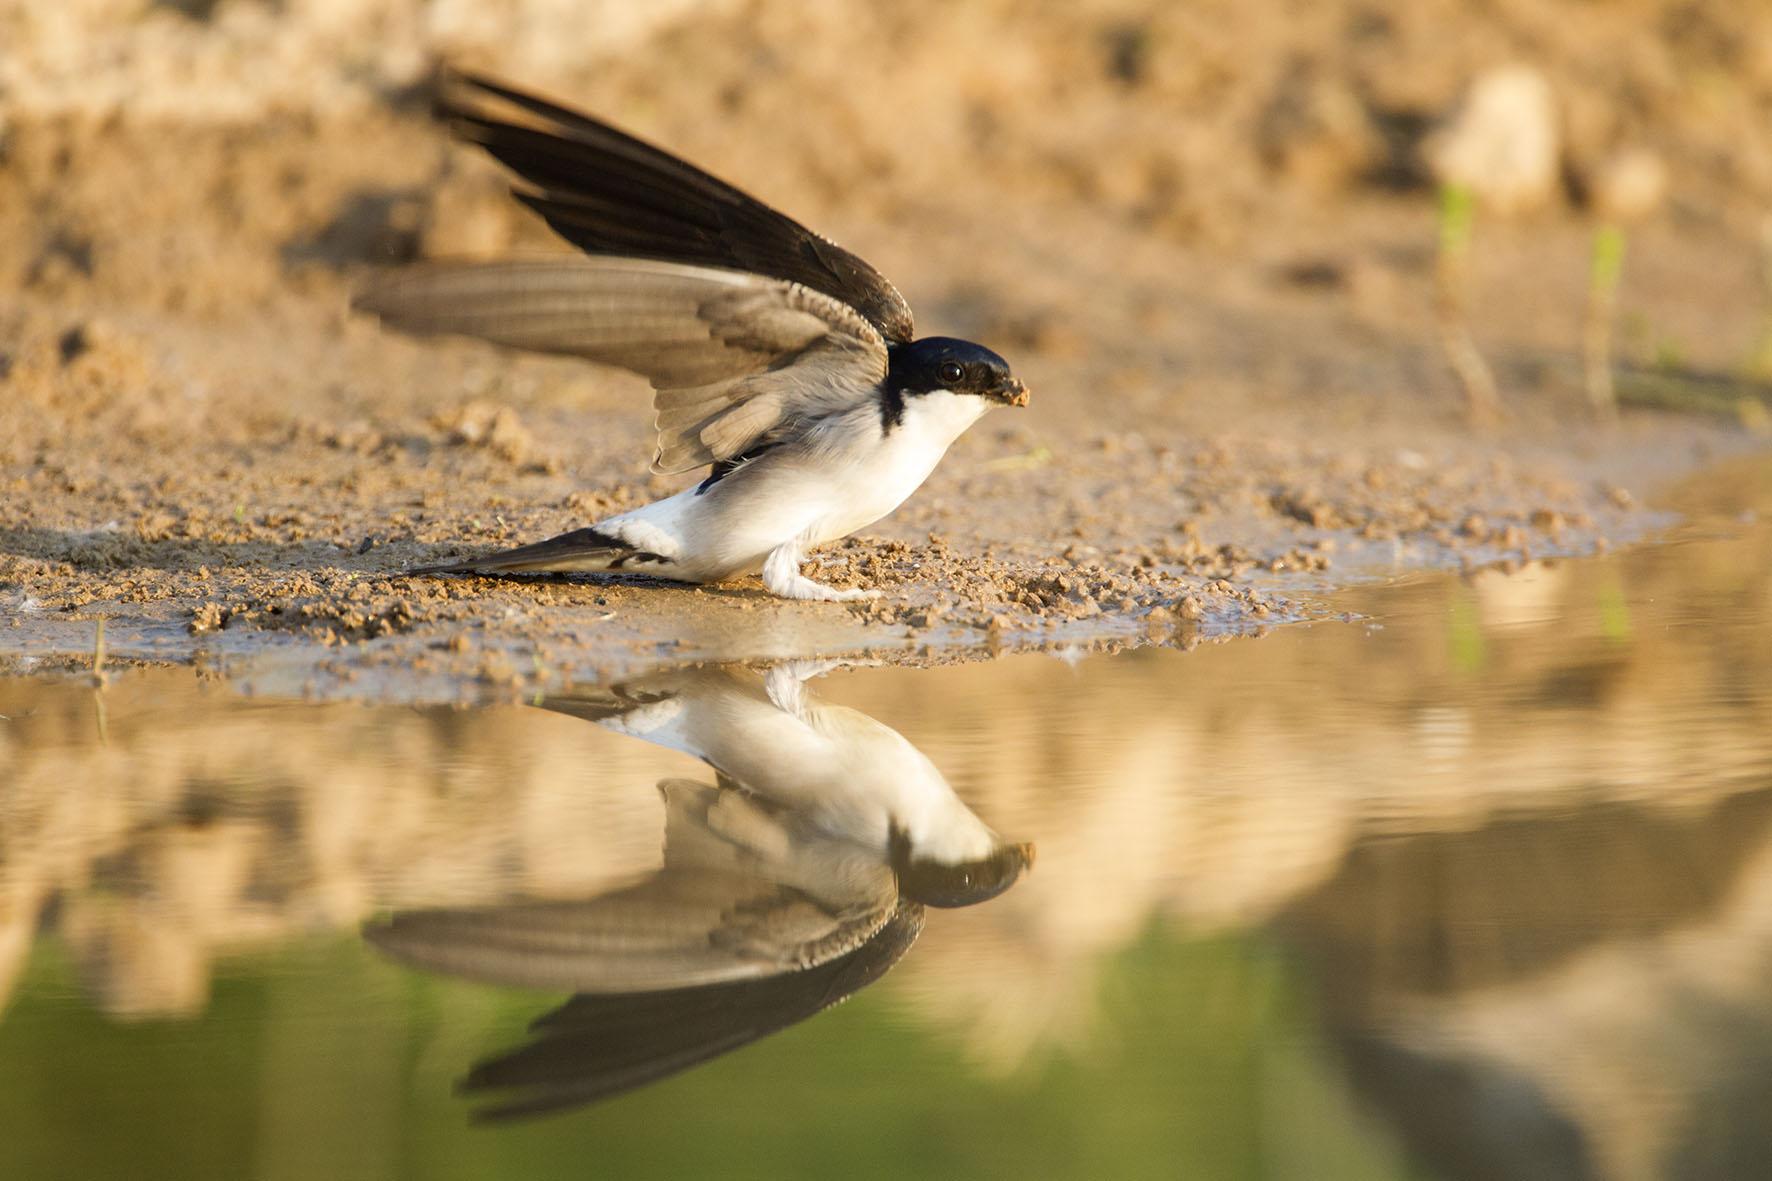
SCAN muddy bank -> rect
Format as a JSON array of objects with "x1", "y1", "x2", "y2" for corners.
[
  {"x1": 3, "y1": 2, "x2": 1771, "y2": 694},
  {"x1": 0, "y1": 387, "x2": 1732, "y2": 698}
]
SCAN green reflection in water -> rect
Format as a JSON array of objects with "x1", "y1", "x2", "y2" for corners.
[
  {"x1": 1447, "y1": 585, "x2": 1488, "y2": 675},
  {"x1": 1596, "y1": 575, "x2": 1632, "y2": 644},
  {"x1": 0, "y1": 927, "x2": 1411, "y2": 1181}
]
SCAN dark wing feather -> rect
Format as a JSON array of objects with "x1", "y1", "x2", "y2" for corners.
[
  {"x1": 441, "y1": 70, "x2": 915, "y2": 344},
  {"x1": 461, "y1": 901, "x2": 925, "y2": 1119}
]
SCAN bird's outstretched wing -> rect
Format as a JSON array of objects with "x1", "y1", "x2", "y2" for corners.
[
  {"x1": 364, "y1": 779, "x2": 899, "y2": 994},
  {"x1": 357, "y1": 257, "x2": 888, "y2": 471},
  {"x1": 440, "y1": 71, "x2": 914, "y2": 345},
  {"x1": 354, "y1": 71, "x2": 921, "y2": 473},
  {"x1": 459, "y1": 901, "x2": 924, "y2": 1120}
]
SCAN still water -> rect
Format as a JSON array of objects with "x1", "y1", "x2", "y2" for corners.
[{"x1": 3, "y1": 460, "x2": 1771, "y2": 1181}]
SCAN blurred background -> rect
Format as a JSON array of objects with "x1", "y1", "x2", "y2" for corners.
[{"x1": 4, "y1": 0, "x2": 1772, "y2": 436}]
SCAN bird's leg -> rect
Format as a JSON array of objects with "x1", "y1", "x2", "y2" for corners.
[
  {"x1": 764, "y1": 665, "x2": 811, "y2": 715},
  {"x1": 763, "y1": 658, "x2": 857, "y2": 714},
  {"x1": 781, "y1": 659, "x2": 851, "y2": 681},
  {"x1": 761, "y1": 540, "x2": 880, "y2": 602}
]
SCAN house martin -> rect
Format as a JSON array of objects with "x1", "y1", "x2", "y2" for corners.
[
  {"x1": 357, "y1": 73, "x2": 1030, "y2": 601},
  {"x1": 365, "y1": 661, "x2": 1032, "y2": 1116},
  {"x1": 556, "y1": 661, "x2": 1035, "y2": 909}
]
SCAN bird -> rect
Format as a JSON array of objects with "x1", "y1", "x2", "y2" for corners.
[
  {"x1": 552, "y1": 661, "x2": 1036, "y2": 909},
  {"x1": 367, "y1": 773, "x2": 926, "y2": 1118},
  {"x1": 365, "y1": 661, "x2": 1032, "y2": 1116},
  {"x1": 356, "y1": 72, "x2": 1030, "y2": 602}
]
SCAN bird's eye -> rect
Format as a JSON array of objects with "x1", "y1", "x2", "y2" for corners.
[{"x1": 938, "y1": 362, "x2": 964, "y2": 385}]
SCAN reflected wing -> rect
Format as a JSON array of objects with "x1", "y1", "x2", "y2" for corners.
[
  {"x1": 364, "y1": 779, "x2": 897, "y2": 993},
  {"x1": 462, "y1": 900, "x2": 924, "y2": 1120},
  {"x1": 355, "y1": 257, "x2": 887, "y2": 472},
  {"x1": 529, "y1": 680, "x2": 682, "y2": 725},
  {"x1": 439, "y1": 71, "x2": 914, "y2": 345}
]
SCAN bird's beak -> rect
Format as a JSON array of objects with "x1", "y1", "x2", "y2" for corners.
[
  {"x1": 1016, "y1": 841, "x2": 1036, "y2": 869},
  {"x1": 999, "y1": 378, "x2": 1031, "y2": 408}
]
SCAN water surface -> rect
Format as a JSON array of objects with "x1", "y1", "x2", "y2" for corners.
[{"x1": 3, "y1": 460, "x2": 1771, "y2": 1181}]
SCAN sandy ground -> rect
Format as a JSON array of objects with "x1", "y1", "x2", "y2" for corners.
[{"x1": 3, "y1": 1, "x2": 1771, "y2": 695}]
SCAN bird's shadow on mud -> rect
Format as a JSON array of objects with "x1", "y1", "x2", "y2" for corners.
[
  {"x1": 0, "y1": 525, "x2": 444, "y2": 578},
  {"x1": 414, "y1": 565, "x2": 772, "y2": 597},
  {"x1": 0, "y1": 525, "x2": 776, "y2": 598}
]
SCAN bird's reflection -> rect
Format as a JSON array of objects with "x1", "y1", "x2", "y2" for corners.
[{"x1": 365, "y1": 661, "x2": 1033, "y2": 1118}]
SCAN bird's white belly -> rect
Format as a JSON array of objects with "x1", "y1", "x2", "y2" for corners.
[
  {"x1": 599, "y1": 391, "x2": 989, "y2": 581},
  {"x1": 809, "y1": 392, "x2": 988, "y2": 543},
  {"x1": 809, "y1": 438, "x2": 940, "y2": 543}
]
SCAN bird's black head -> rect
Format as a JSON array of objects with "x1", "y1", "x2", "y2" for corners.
[
  {"x1": 889, "y1": 826, "x2": 1036, "y2": 909},
  {"x1": 886, "y1": 337, "x2": 1029, "y2": 408}
]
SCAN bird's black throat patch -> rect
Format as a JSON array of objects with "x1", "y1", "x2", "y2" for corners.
[
  {"x1": 878, "y1": 375, "x2": 908, "y2": 432},
  {"x1": 883, "y1": 337, "x2": 1016, "y2": 433}
]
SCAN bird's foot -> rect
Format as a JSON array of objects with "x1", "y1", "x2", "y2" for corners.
[
  {"x1": 768, "y1": 658, "x2": 851, "y2": 688},
  {"x1": 764, "y1": 658, "x2": 879, "y2": 712},
  {"x1": 816, "y1": 583, "x2": 882, "y2": 602},
  {"x1": 761, "y1": 543, "x2": 881, "y2": 602},
  {"x1": 763, "y1": 665, "x2": 810, "y2": 714},
  {"x1": 766, "y1": 575, "x2": 880, "y2": 602}
]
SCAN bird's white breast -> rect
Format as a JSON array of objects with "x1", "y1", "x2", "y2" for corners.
[
  {"x1": 652, "y1": 684, "x2": 1002, "y2": 859},
  {"x1": 811, "y1": 391, "x2": 990, "y2": 543},
  {"x1": 594, "y1": 390, "x2": 991, "y2": 581}
]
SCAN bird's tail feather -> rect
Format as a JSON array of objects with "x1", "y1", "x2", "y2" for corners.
[{"x1": 410, "y1": 527, "x2": 654, "y2": 576}]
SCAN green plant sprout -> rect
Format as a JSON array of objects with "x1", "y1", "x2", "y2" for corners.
[
  {"x1": 1749, "y1": 215, "x2": 1772, "y2": 380},
  {"x1": 1434, "y1": 182, "x2": 1502, "y2": 425},
  {"x1": 1585, "y1": 148, "x2": 1667, "y2": 420},
  {"x1": 1583, "y1": 222, "x2": 1627, "y2": 418}
]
